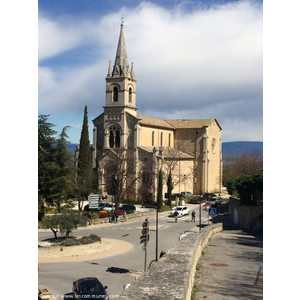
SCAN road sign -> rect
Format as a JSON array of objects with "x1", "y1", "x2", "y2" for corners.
[
  {"x1": 88, "y1": 194, "x2": 100, "y2": 209},
  {"x1": 208, "y1": 207, "x2": 216, "y2": 216},
  {"x1": 205, "y1": 204, "x2": 211, "y2": 211}
]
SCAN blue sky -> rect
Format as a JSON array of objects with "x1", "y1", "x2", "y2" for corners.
[{"x1": 38, "y1": 0, "x2": 263, "y2": 143}]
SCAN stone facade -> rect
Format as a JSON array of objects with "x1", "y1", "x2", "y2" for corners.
[{"x1": 92, "y1": 24, "x2": 222, "y2": 199}]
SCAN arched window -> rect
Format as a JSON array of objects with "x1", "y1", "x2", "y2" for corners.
[
  {"x1": 108, "y1": 126, "x2": 121, "y2": 148},
  {"x1": 109, "y1": 130, "x2": 114, "y2": 148},
  {"x1": 115, "y1": 130, "x2": 120, "y2": 148},
  {"x1": 113, "y1": 87, "x2": 118, "y2": 102},
  {"x1": 152, "y1": 131, "x2": 155, "y2": 146},
  {"x1": 160, "y1": 132, "x2": 163, "y2": 146},
  {"x1": 129, "y1": 87, "x2": 132, "y2": 103}
]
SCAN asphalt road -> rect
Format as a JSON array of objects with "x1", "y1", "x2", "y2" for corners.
[{"x1": 38, "y1": 203, "x2": 212, "y2": 299}]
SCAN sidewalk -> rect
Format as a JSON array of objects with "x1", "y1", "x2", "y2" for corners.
[{"x1": 192, "y1": 215, "x2": 263, "y2": 300}]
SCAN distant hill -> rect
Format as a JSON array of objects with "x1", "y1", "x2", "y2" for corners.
[
  {"x1": 67, "y1": 141, "x2": 263, "y2": 157},
  {"x1": 222, "y1": 141, "x2": 263, "y2": 157}
]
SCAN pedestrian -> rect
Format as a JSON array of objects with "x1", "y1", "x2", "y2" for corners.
[
  {"x1": 114, "y1": 210, "x2": 119, "y2": 223},
  {"x1": 191, "y1": 210, "x2": 196, "y2": 222},
  {"x1": 174, "y1": 210, "x2": 179, "y2": 223},
  {"x1": 123, "y1": 210, "x2": 127, "y2": 222}
]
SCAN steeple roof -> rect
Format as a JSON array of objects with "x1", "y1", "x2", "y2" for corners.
[{"x1": 112, "y1": 23, "x2": 130, "y2": 77}]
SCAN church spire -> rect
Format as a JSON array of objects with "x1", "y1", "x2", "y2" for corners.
[{"x1": 112, "y1": 22, "x2": 129, "y2": 77}]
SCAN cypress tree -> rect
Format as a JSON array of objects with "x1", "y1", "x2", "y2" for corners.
[
  {"x1": 77, "y1": 106, "x2": 91, "y2": 175},
  {"x1": 167, "y1": 171, "x2": 173, "y2": 207},
  {"x1": 157, "y1": 169, "x2": 163, "y2": 209},
  {"x1": 76, "y1": 106, "x2": 92, "y2": 208}
]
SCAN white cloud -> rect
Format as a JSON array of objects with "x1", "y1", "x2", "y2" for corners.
[
  {"x1": 38, "y1": 0, "x2": 263, "y2": 142},
  {"x1": 38, "y1": 66, "x2": 57, "y2": 95},
  {"x1": 38, "y1": 17, "x2": 97, "y2": 61}
]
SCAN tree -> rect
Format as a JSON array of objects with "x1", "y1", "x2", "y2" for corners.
[
  {"x1": 40, "y1": 214, "x2": 61, "y2": 239},
  {"x1": 75, "y1": 106, "x2": 93, "y2": 210},
  {"x1": 50, "y1": 126, "x2": 75, "y2": 211},
  {"x1": 58, "y1": 210, "x2": 88, "y2": 238},
  {"x1": 225, "y1": 172, "x2": 263, "y2": 205},
  {"x1": 157, "y1": 169, "x2": 163, "y2": 209},
  {"x1": 161, "y1": 145, "x2": 194, "y2": 198},
  {"x1": 223, "y1": 150, "x2": 263, "y2": 184},
  {"x1": 167, "y1": 171, "x2": 173, "y2": 206},
  {"x1": 38, "y1": 114, "x2": 58, "y2": 208},
  {"x1": 41, "y1": 210, "x2": 88, "y2": 239},
  {"x1": 102, "y1": 150, "x2": 145, "y2": 208}
]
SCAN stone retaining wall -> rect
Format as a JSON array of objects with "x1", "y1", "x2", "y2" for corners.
[
  {"x1": 120, "y1": 223, "x2": 223, "y2": 300},
  {"x1": 229, "y1": 197, "x2": 263, "y2": 231}
]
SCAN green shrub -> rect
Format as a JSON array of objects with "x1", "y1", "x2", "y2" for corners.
[
  {"x1": 91, "y1": 212, "x2": 99, "y2": 219},
  {"x1": 61, "y1": 238, "x2": 81, "y2": 247},
  {"x1": 89, "y1": 234, "x2": 101, "y2": 242},
  {"x1": 78, "y1": 236, "x2": 94, "y2": 244}
]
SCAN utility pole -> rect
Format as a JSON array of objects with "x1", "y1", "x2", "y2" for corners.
[{"x1": 140, "y1": 218, "x2": 149, "y2": 272}]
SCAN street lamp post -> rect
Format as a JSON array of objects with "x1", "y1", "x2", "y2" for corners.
[
  {"x1": 148, "y1": 185, "x2": 158, "y2": 262},
  {"x1": 194, "y1": 177, "x2": 201, "y2": 231}
]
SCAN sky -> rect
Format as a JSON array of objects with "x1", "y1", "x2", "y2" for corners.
[{"x1": 38, "y1": 0, "x2": 263, "y2": 143}]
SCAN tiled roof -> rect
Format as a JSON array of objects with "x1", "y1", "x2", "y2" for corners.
[
  {"x1": 137, "y1": 115, "x2": 175, "y2": 129},
  {"x1": 137, "y1": 115, "x2": 215, "y2": 129},
  {"x1": 139, "y1": 146, "x2": 194, "y2": 159},
  {"x1": 165, "y1": 119, "x2": 212, "y2": 129}
]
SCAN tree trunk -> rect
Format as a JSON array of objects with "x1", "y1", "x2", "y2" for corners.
[{"x1": 51, "y1": 228, "x2": 58, "y2": 239}]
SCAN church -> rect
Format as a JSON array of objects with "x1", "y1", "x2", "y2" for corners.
[{"x1": 91, "y1": 23, "x2": 222, "y2": 201}]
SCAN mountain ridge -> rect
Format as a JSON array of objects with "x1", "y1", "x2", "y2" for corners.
[{"x1": 67, "y1": 141, "x2": 263, "y2": 157}]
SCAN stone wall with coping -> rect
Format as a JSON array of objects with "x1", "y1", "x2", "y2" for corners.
[{"x1": 120, "y1": 223, "x2": 223, "y2": 300}]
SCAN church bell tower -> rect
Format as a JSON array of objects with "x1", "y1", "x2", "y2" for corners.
[{"x1": 102, "y1": 22, "x2": 137, "y2": 150}]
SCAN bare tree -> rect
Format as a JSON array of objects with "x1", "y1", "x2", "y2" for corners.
[
  {"x1": 101, "y1": 149, "x2": 152, "y2": 207},
  {"x1": 223, "y1": 150, "x2": 263, "y2": 184}
]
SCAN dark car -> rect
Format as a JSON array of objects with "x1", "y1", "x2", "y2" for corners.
[
  {"x1": 84, "y1": 204, "x2": 91, "y2": 211},
  {"x1": 202, "y1": 193, "x2": 217, "y2": 200},
  {"x1": 189, "y1": 196, "x2": 203, "y2": 204},
  {"x1": 142, "y1": 200, "x2": 157, "y2": 208},
  {"x1": 72, "y1": 277, "x2": 109, "y2": 300},
  {"x1": 118, "y1": 204, "x2": 136, "y2": 212}
]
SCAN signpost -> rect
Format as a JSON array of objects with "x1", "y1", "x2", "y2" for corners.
[
  {"x1": 88, "y1": 194, "x2": 100, "y2": 210},
  {"x1": 140, "y1": 218, "x2": 149, "y2": 272}
]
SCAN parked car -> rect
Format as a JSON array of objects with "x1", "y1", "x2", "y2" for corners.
[
  {"x1": 215, "y1": 196, "x2": 223, "y2": 205},
  {"x1": 72, "y1": 277, "x2": 109, "y2": 300},
  {"x1": 118, "y1": 204, "x2": 136, "y2": 212},
  {"x1": 189, "y1": 196, "x2": 203, "y2": 204},
  {"x1": 180, "y1": 191, "x2": 193, "y2": 198},
  {"x1": 206, "y1": 198, "x2": 218, "y2": 207},
  {"x1": 171, "y1": 206, "x2": 190, "y2": 217},
  {"x1": 142, "y1": 200, "x2": 157, "y2": 208},
  {"x1": 84, "y1": 204, "x2": 91, "y2": 211},
  {"x1": 84, "y1": 203, "x2": 104, "y2": 211},
  {"x1": 102, "y1": 203, "x2": 116, "y2": 211},
  {"x1": 202, "y1": 193, "x2": 217, "y2": 201}
]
